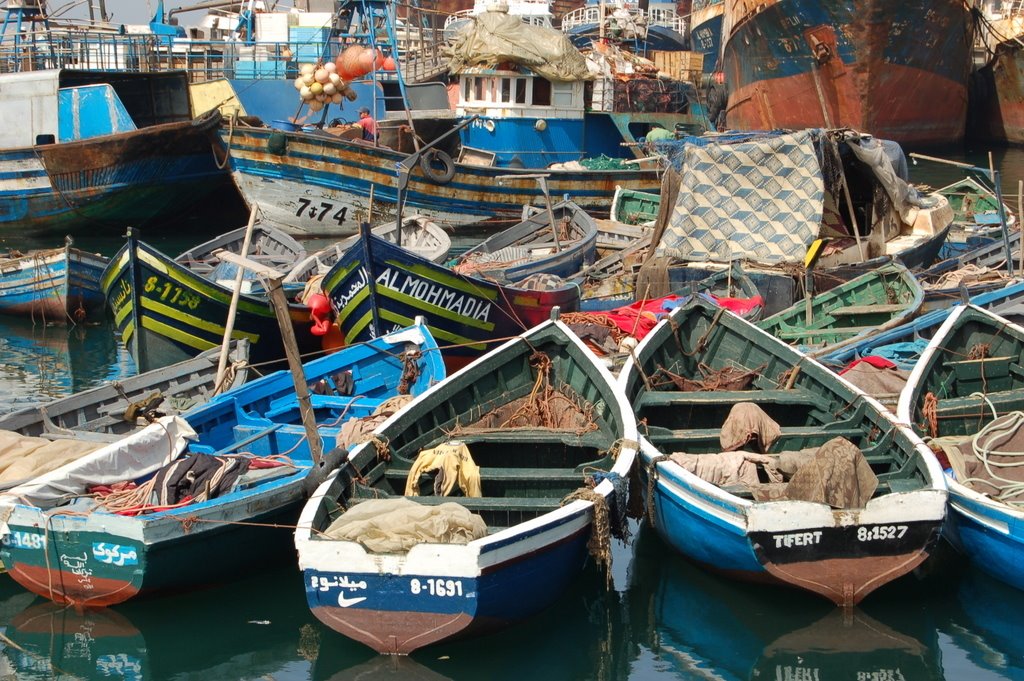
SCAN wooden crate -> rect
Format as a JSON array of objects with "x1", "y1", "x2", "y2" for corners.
[{"x1": 650, "y1": 50, "x2": 704, "y2": 81}]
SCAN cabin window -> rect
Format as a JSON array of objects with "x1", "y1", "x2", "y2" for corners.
[
  {"x1": 515, "y1": 78, "x2": 527, "y2": 103},
  {"x1": 552, "y1": 82, "x2": 574, "y2": 107},
  {"x1": 500, "y1": 78, "x2": 511, "y2": 103},
  {"x1": 463, "y1": 78, "x2": 471, "y2": 102},
  {"x1": 34, "y1": 134, "x2": 55, "y2": 146},
  {"x1": 473, "y1": 77, "x2": 486, "y2": 102},
  {"x1": 533, "y1": 78, "x2": 551, "y2": 106}
]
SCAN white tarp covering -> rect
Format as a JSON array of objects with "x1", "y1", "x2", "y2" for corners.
[
  {"x1": 0, "y1": 416, "x2": 196, "y2": 509},
  {"x1": 446, "y1": 7, "x2": 591, "y2": 82}
]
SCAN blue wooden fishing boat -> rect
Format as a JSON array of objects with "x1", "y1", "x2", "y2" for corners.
[
  {"x1": 823, "y1": 279, "x2": 1024, "y2": 368},
  {"x1": 101, "y1": 225, "x2": 313, "y2": 373},
  {"x1": 0, "y1": 238, "x2": 107, "y2": 324},
  {"x1": 0, "y1": 322, "x2": 444, "y2": 607},
  {"x1": 897, "y1": 304, "x2": 1024, "y2": 592},
  {"x1": 454, "y1": 200, "x2": 597, "y2": 282},
  {"x1": 619, "y1": 295, "x2": 946, "y2": 606},
  {"x1": 0, "y1": 70, "x2": 229, "y2": 236},
  {"x1": 321, "y1": 224, "x2": 580, "y2": 372},
  {"x1": 294, "y1": 316, "x2": 637, "y2": 654}
]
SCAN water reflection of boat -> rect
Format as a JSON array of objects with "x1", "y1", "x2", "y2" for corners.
[
  {"x1": 312, "y1": 561, "x2": 631, "y2": 680},
  {"x1": 0, "y1": 318, "x2": 131, "y2": 412},
  {"x1": 941, "y1": 570, "x2": 1024, "y2": 679},
  {"x1": 2, "y1": 566, "x2": 320, "y2": 681},
  {"x1": 630, "y1": 530, "x2": 942, "y2": 680}
]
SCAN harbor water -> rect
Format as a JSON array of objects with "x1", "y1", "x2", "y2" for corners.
[{"x1": 0, "y1": 146, "x2": 1023, "y2": 679}]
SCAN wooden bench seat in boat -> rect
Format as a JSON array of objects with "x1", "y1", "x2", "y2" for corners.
[
  {"x1": 349, "y1": 494, "x2": 562, "y2": 512},
  {"x1": 636, "y1": 388, "x2": 818, "y2": 410},
  {"x1": 386, "y1": 466, "x2": 586, "y2": 485},
  {"x1": 931, "y1": 389, "x2": 1024, "y2": 418},
  {"x1": 442, "y1": 429, "x2": 610, "y2": 449},
  {"x1": 264, "y1": 393, "x2": 379, "y2": 420},
  {"x1": 775, "y1": 326, "x2": 875, "y2": 341},
  {"x1": 644, "y1": 425, "x2": 865, "y2": 446},
  {"x1": 829, "y1": 304, "x2": 907, "y2": 317}
]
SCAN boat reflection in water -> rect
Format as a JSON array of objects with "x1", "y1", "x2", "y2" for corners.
[
  {"x1": 1, "y1": 566, "x2": 320, "y2": 681},
  {"x1": 0, "y1": 317, "x2": 133, "y2": 413},
  {"x1": 940, "y1": 570, "x2": 1024, "y2": 679},
  {"x1": 627, "y1": 529, "x2": 943, "y2": 681}
]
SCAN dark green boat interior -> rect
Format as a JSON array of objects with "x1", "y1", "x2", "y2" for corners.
[
  {"x1": 757, "y1": 263, "x2": 920, "y2": 349},
  {"x1": 319, "y1": 324, "x2": 627, "y2": 534},
  {"x1": 627, "y1": 301, "x2": 932, "y2": 497},
  {"x1": 909, "y1": 306, "x2": 1024, "y2": 438}
]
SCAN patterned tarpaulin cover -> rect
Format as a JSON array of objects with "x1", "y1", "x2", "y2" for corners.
[{"x1": 656, "y1": 130, "x2": 824, "y2": 264}]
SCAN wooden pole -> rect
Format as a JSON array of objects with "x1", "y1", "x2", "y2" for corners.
[
  {"x1": 215, "y1": 203, "x2": 258, "y2": 390},
  {"x1": 266, "y1": 276, "x2": 324, "y2": 466},
  {"x1": 213, "y1": 250, "x2": 325, "y2": 466},
  {"x1": 537, "y1": 176, "x2": 562, "y2": 253}
]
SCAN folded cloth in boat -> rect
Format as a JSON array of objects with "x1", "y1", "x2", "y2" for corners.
[
  {"x1": 405, "y1": 442, "x2": 482, "y2": 498},
  {"x1": 669, "y1": 450, "x2": 782, "y2": 487},
  {"x1": 151, "y1": 455, "x2": 250, "y2": 505},
  {"x1": 333, "y1": 395, "x2": 415, "y2": 451},
  {"x1": 837, "y1": 359, "x2": 910, "y2": 396},
  {"x1": 720, "y1": 403, "x2": 781, "y2": 454},
  {"x1": 775, "y1": 437, "x2": 877, "y2": 508},
  {"x1": 0, "y1": 432, "x2": 103, "y2": 484},
  {"x1": 324, "y1": 497, "x2": 487, "y2": 553}
]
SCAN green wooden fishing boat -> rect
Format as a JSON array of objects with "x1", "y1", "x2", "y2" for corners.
[
  {"x1": 610, "y1": 187, "x2": 661, "y2": 226},
  {"x1": 756, "y1": 262, "x2": 923, "y2": 356},
  {"x1": 619, "y1": 295, "x2": 946, "y2": 606},
  {"x1": 295, "y1": 316, "x2": 637, "y2": 654}
]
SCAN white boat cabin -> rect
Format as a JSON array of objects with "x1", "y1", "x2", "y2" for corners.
[{"x1": 455, "y1": 67, "x2": 586, "y2": 121}]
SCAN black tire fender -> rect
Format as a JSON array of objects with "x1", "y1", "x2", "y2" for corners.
[{"x1": 419, "y1": 149, "x2": 456, "y2": 185}]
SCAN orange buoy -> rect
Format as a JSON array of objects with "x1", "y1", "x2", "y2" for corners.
[
  {"x1": 382, "y1": 55, "x2": 397, "y2": 71},
  {"x1": 335, "y1": 45, "x2": 364, "y2": 80}
]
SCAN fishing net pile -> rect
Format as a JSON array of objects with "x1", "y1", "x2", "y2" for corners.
[
  {"x1": 323, "y1": 497, "x2": 487, "y2": 552},
  {"x1": 929, "y1": 411, "x2": 1024, "y2": 506}
]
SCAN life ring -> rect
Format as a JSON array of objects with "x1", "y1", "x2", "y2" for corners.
[{"x1": 419, "y1": 149, "x2": 455, "y2": 185}]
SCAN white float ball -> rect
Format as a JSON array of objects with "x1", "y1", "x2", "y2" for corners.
[
  {"x1": 314, "y1": 68, "x2": 330, "y2": 84},
  {"x1": 300, "y1": 85, "x2": 312, "y2": 100},
  {"x1": 324, "y1": 62, "x2": 337, "y2": 73},
  {"x1": 328, "y1": 72, "x2": 342, "y2": 87},
  {"x1": 331, "y1": 93, "x2": 343, "y2": 105},
  {"x1": 294, "y1": 76, "x2": 305, "y2": 91},
  {"x1": 309, "y1": 100, "x2": 324, "y2": 112},
  {"x1": 323, "y1": 83, "x2": 337, "y2": 96}
]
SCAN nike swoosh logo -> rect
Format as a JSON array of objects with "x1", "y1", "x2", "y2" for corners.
[{"x1": 337, "y1": 594, "x2": 367, "y2": 608}]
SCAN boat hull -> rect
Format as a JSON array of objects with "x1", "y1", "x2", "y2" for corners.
[
  {"x1": 101, "y1": 236, "x2": 319, "y2": 374},
  {"x1": 304, "y1": 524, "x2": 590, "y2": 654},
  {"x1": 0, "y1": 246, "x2": 107, "y2": 323},
  {"x1": 224, "y1": 127, "x2": 661, "y2": 235},
  {"x1": 0, "y1": 111, "x2": 229, "y2": 236},
  {"x1": 722, "y1": 0, "x2": 974, "y2": 144},
  {"x1": 971, "y1": 44, "x2": 1024, "y2": 144},
  {"x1": 2, "y1": 501, "x2": 299, "y2": 607},
  {"x1": 644, "y1": 446, "x2": 944, "y2": 605},
  {"x1": 946, "y1": 479, "x2": 1024, "y2": 592}
]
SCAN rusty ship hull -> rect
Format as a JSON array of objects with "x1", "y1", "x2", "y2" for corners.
[{"x1": 721, "y1": 0, "x2": 974, "y2": 145}]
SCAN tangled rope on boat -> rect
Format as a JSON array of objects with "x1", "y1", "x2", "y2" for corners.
[
  {"x1": 398, "y1": 350, "x2": 422, "y2": 395},
  {"x1": 561, "y1": 486, "x2": 613, "y2": 588}
]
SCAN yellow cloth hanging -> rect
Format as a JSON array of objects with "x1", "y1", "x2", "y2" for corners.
[{"x1": 404, "y1": 441, "x2": 482, "y2": 498}]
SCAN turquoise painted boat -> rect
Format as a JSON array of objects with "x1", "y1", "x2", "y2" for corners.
[
  {"x1": 295, "y1": 317, "x2": 636, "y2": 654},
  {"x1": 0, "y1": 239, "x2": 107, "y2": 324},
  {"x1": 897, "y1": 304, "x2": 1024, "y2": 592},
  {"x1": 101, "y1": 225, "x2": 315, "y2": 374},
  {"x1": 620, "y1": 295, "x2": 946, "y2": 606},
  {"x1": 0, "y1": 322, "x2": 444, "y2": 607}
]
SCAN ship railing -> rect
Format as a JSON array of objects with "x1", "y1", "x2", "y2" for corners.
[
  {"x1": 443, "y1": 9, "x2": 474, "y2": 29},
  {"x1": 560, "y1": 6, "x2": 686, "y2": 34},
  {"x1": 560, "y1": 6, "x2": 603, "y2": 31}
]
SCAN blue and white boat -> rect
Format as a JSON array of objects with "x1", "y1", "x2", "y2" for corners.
[
  {"x1": 897, "y1": 304, "x2": 1024, "y2": 592},
  {"x1": 0, "y1": 238, "x2": 107, "y2": 324},
  {"x1": 560, "y1": 0, "x2": 688, "y2": 53},
  {"x1": 295, "y1": 316, "x2": 637, "y2": 654},
  {"x1": 0, "y1": 321, "x2": 445, "y2": 607},
  {"x1": 619, "y1": 295, "x2": 946, "y2": 607},
  {"x1": 0, "y1": 69, "x2": 228, "y2": 237}
]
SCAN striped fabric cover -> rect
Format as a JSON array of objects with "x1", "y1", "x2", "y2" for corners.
[{"x1": 657, "y1": 130, "x2": 824, "y2": 264}]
